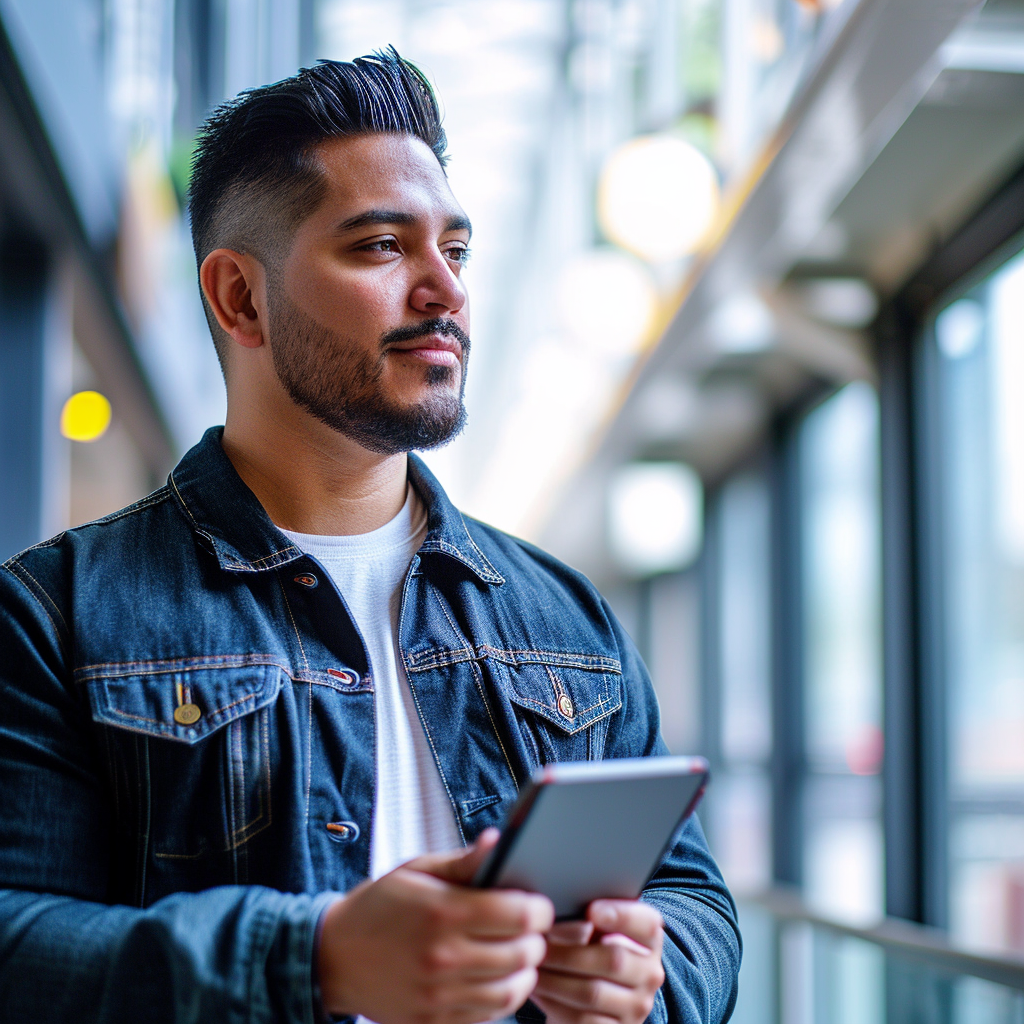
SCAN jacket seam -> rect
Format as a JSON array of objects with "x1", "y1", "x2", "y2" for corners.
[
  {"x1": 425, "y1": 583, "x2": 520, "y2": 791},
  {"x1": 170, "y1": 470, "x2": 302, "y2": 572},
  {"x1": 93, "y1": 690, "x2": 261, "y2": 729},
  {"x1": 277, "y1": 576, "x2": 315, "y2": 834},
  {"x1": 418, "y1": 537, "x2": 503, "y2": 583},
  {"x1": 91, "y1": 488, "x2": 172, "y2": 525},
  {"x1": 470, "y1": 658, "x2": 520, "y2": 791},
  {"x1": 405, "y1": 646, "x2": 622, "y2": 673},
  {"x1": 0, "y1": 532, "x2": 64, "y2": 562},
  {"x1": 456, "y1": 513, "x2": 506, "y2": 583},
  {"x1": 76, "y1": 655, "x2": 290, "y2": 678},
  {"x1": 416, "y1": 580, "x2": 474, "y2": 837},
  {"x1": 508, "y1": 692, "x2": 621, "y2": 731},
  {"x1": 2, "y1": 561, "x2": 71, "y2": 664},
  {"x1": 221, "y1": 547, "x2": 303, "y2": 572}
]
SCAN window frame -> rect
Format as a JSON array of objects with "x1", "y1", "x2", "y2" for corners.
[{"x1": 881, "y1": 159, "x2": 1024, "y2": 928}]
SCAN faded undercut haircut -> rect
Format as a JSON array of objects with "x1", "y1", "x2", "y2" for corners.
[{"x1": 188, "y1": 48, "x2": 448, "y2": 368}]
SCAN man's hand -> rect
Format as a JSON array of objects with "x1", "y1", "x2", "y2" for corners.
[
  {"x1": 531, "y1": 900, "x2": 665, "y2": 1024},
  {"x1": 317, "y1": 830, "x2": 555, "y2": 1024}
]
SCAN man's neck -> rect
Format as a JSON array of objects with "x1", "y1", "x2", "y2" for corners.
[{"x1": 221, "y1": 410, "x2": 409, "y2": 537}]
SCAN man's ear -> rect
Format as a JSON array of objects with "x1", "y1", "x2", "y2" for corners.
[{"x1": 200, "y1": 249, "x2": 267, "y2": 350}]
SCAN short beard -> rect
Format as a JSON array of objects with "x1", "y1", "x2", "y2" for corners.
[{"x1": 267, "y1": 283, "x2": 469, "y2": 455}]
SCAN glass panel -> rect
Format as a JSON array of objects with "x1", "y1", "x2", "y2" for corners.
[
  {"x1": 738, "y1": 898, "x2": 1024, "y2": 1024},
  {"x1": 800, "y1": 382, "x2": 884, "y2": 923},
  {"x1": 720, "y1": 472, "x2": 773, "y2": 764},
  {"x1": 935, "y1": 251, "x2": 1024, "y2": 954},
  {"x1": 646, "y1": 571, "x2": 702, "y2": 756},
  {"x1": 710, "y1": 470, "x2": 773, "y2": 894}
]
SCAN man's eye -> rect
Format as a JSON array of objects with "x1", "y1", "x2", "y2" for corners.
[
  {"x1": 362, "y1": 239, "x2": 399, "y2": 254},
  {"x1": 445, "y1": 246, "x2": 471, "y2": 265}
]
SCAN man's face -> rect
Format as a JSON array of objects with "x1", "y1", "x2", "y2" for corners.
[{"x1": 267, "y1": 133, "x2": 472, "y2": 454}]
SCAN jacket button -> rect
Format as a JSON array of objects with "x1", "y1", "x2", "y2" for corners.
[
  {"x1": 326, "y1": 820, "x2": 360, "y2": 843},
  {"x1": 174, "y1": 703, "x2": 202, "y2": 725},
  {"x1": 293, "y1": 573, "x2": 318, "y2": 588},
  {"x1": 557, "y1": 694, "x2": 574, "y2": 719}
]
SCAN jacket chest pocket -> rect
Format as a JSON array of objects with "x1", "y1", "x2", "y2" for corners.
[
  {"x1": 83, "y1": 661, "x2": 284, "y2": 872},
  {"x1": 499, "y1": 660, "x2": 622, "y2": 768}
]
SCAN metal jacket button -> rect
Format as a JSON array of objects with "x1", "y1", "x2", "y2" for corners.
[
  {"x1": 293, "y1": 573, "x2": 318, "y2": 588},
  {"x1": 174, "y1": 703, "x2": 202, "y2": 725},
  {"x1": 326, "y1": 820, "x2": 360, "y2": 843},
  {"x1": 557, "y1": 694, "x2": 574, "y2": 719}
]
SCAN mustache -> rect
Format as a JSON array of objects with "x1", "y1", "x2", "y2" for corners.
[{"x1": 381, "y1": 317, "x2": 471, "y2": 353}]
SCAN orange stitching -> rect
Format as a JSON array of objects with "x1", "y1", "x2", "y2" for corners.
[
  {"x1": 457, "y1": 513, "x2": 505, "y2": 582},
  {"x1": 406, "y1": 646, "x2": 621, "y2": 674},
  {"x1": 76, "y1": 654, "x2": 288, "y2": 678},
  {"x1": 470, "y1": 658, "x2": 519, "y2": 791},
  {"x1": 97, "y1": 690, "x2": 259, "y2": 729},
  {"x1": 86, "y1": 488, "x2": 172, "y2": 526},
  {"x1": 168, "y1": 473, "x2": 200, "y2": 529}
]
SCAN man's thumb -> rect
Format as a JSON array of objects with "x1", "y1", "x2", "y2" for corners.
[{"x1": 408, "y1": 828, "x2": 501, "y2": 885}]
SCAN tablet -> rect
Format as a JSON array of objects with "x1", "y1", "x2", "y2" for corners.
[{"x1": 473, "y1": 755, "x2": 708, "y2": 919}]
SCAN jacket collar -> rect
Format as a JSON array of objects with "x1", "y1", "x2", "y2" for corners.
[{"x1": 168, "y1": 427, "x2": 504, "y2": 585}]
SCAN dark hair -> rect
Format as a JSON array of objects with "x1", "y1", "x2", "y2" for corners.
[{"x1": 187, "y1": 48, "x2": 447, "y2": 361}]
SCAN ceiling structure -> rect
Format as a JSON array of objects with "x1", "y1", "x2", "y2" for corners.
[{"x1": 540, "y1": 0, "x2": 1024, "y2": 588}]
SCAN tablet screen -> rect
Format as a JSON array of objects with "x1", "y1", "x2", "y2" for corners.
[{"x1": 474, "y1": 756, "x2": 708, "y2": 919}]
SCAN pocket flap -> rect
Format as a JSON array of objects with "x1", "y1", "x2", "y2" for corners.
[
  {"x1": 505, "y1": 663, "x2": 622, "y2": 736},
  {"x1": 84, "y1": 661, "x2": 285, "y2": 745}
]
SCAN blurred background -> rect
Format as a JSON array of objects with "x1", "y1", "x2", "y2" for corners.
[{"x1": 4, "y1": 0, "x2": 1024, "y2": 1018}]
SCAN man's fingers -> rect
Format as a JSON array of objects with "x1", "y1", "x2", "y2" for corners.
[
  {"x1": 533, "y1": 972, "x2": 641, "y2": 1020},
  {"x1": 388, "y1": 862, "x2": 555, "y2": 938},
  {"x1": 455, "y1": 889, "x2": 555, "y2": 938},
  {"x1": 588, "y1": 900, "x2": 664, "y2": 949},
  {"x1": 407, "y1": 829, "x2": 501, "y2": 884},
  {"x1": 547, "y1": 920, "x2": 594, "y2": 945},
  {"x1": 541, "y1": 939, "x2": 647, "y2": 984},
  {"x1": 434, "y1": 933, "x2": 547, "y2": 980},
  {"x1": 531, "y1": 997, "x2": 620, "y2": 1024},
  {"x1": 439, "y1": 965, "x2": 540, "y2": 1018}
]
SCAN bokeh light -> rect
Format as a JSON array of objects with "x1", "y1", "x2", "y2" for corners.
[
  {"x1": 556, "y1": 249, "x2": 658, "y2": 356},
  {"x1": 607, "y1": 461, "x2": 704, "y2": 576},
  {"x1": 597, "y1": 134, "x2": 720, "y2": 264},
  {"x1": 61, "y1": 391, "x2": 112, "y2": 443}
]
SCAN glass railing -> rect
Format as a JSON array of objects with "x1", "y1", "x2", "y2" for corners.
[{"x1": 732, "y1": 889, "x2": 1024, "y2": 1024}]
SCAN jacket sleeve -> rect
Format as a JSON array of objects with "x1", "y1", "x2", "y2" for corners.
[
  {"x1": 0, "y1": 559, "x2": 335, "y2": 1024},
  {"x1": 599, "y1": 598, "x2": 742, "y2": 1024}
]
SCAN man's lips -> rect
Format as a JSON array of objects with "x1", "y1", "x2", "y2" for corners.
[{"x1": 387, "y1": 333, "x2": 462, "y2": 365}]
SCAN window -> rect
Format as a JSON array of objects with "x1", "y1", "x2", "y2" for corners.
[
  {"x1": 707, "y1": 469, "x2": 773, "y2": 894},
  {"x1": 799, "y1": 382, "x2": 884, "y2": 923},
  {"x1": 934, "y1": 250, "x2": 1024, "y2": 955}
]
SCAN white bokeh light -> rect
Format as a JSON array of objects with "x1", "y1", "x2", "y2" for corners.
[
  {"x1": 598, "y1": 134, "x2": 720, "y2": 264},
  {"x1": 608, "y1": 462, "x2": 704, "y2": 576},
  {"x1": 556, "y1": 249, "x2": 658, "y2": 357}
]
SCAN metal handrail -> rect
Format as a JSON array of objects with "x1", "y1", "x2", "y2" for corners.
[{"x1": 742, "y1": 888, "x2": 1024, "y2": 992}]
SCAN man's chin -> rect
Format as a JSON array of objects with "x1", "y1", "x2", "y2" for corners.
[{"x1": 322, "y1": 395, "x2": 466, "y2": 455}]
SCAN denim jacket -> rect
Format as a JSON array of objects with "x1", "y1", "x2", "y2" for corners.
[{"x1": 0, "y1": 427, "x2": 740, "y2": 1024}]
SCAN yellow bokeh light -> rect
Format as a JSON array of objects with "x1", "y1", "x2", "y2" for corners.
[{"x1": 60, "y1": 391, "x2": 112, "y2": 442}]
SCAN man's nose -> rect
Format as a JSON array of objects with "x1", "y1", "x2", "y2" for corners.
[{"x1": 409, "y1": 253, "x2": 467, "y2": 316}]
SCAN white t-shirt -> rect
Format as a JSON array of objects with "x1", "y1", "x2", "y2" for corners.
[{"x1": 280, "y1": 486, "x2": 462, "y2": 879}]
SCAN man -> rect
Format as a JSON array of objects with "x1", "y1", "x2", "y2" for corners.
[{"x1": 0, "y1": 52, "x2": 739, "y2": 1023}]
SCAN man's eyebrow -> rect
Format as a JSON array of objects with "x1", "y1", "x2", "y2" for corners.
[
  {"x1": 336, "y1": 210, "x2": 417, "y2": 232},
  {"x1": 445, "y1": 215, "x2": 473, "y2": 238},
  {"x1": 335, "y1": 209, "x2": 473, "y2": 237}
]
